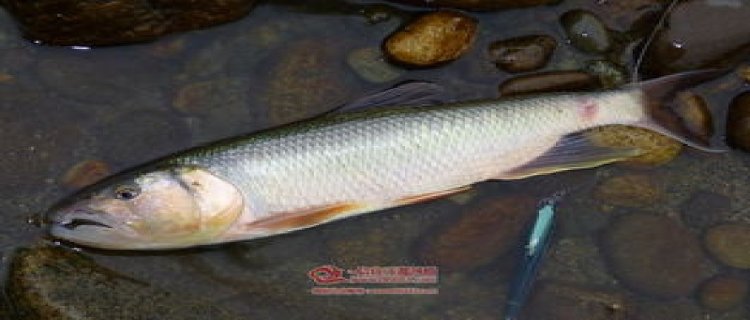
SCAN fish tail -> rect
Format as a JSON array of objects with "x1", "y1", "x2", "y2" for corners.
[{"x1": 630, "y1": 69, "x2": 729, "y2": 152}]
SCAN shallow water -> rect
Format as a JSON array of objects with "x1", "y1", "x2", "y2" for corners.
[{"x1": 1, "y1": 0, "x2": 749, "y2": 319}]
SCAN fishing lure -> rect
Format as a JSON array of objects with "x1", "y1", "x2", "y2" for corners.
[{"x1": 503, "y1": 191, "x2": 564, "y2": 320}]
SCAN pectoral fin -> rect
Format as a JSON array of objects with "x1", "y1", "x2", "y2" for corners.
[
  {"x1": 396, "y1": 186, "x2": 471, "y2": 205},
  {"x1": 497, "y1": 133, "x2": 642, "y2": 180},
  {"x1": 247, "y1": 203, "x2": 365, "y2": 231}
]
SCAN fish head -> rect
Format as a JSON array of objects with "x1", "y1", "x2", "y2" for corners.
[{"x1": 46, "y1": 166, "x2": 245, "y2": 250}]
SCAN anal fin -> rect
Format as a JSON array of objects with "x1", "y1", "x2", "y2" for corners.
[{"x1": 497, "y1": 133, "x2": 642, "y2": 180}]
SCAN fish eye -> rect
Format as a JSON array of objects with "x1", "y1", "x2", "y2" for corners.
[{"x1": 114, "y1": 185, "x2": 140, "y2": 200}]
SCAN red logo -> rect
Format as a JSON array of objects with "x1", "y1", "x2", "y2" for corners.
[{"x1": 308, "y1": 265, "x2": 346, "y2": 285}]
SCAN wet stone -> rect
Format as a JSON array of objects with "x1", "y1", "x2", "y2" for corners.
[
  {"x1": 586, "y1": 125, "x2": 683, "y2": 166},
  {"x1": 585, "y1": 60, "x2": 628, "y2": 89},
  {"x1": 384, "y1": 11, "x2": 477, "y2": 67},
  {"x1": 741, "y1": 66, "x2": 750, "y2": 83},
  {"x1": 386, "y1": 0, "x2": 559, "y2": 10},
  {"x1": 699, "y1": 275, "x2": 748, "y2": 311},
  {"x1": 705, "y1": 224, "x2": 750, "y2": 269},
  {"x1": 347, "y1": 47, "x2": 404, "y2": 83},
  {"x1": 561, "y1": 10, "x2": 612, "y2": 54},
  {"x1": 264, "y1": 39, "x2": 353, "y2": 125},
  {"x1": 488, "y1": 35, "x2": 556, "y2": 73},
  {"x1": 602, "y1": 214, "x2": 712, "y2": 298},
  {"x1": 676, "y1": 92, "x2": 714, "y2": 140},
  {"x1": 416, "y1": 195, "x2": 536, "y2": 272},
  {"x1": 498, "y1": 71, "x2": 597, "y2": 96},
  {"x1": 7, "y1": 246, "x2": 241, "y2": 320},
  {"x1": 726, "y1": 92, "x2": 750, "y2": 152},
  {"x1": 679, "y1": 190, "x2": 731, "y2": 230},
  {"x1": 594, "y1": 174, "x2": 662, "y2": 208},
  {"x1": 61, "y1": 160, "x2": 111, "y2": 189},
  {"x1": 595, "y1": 0, "x2": 672, "y2": 31},
  {"x1": 524, "y1": 282, "x2": 630, "y2": 320},
  {"x1": 2, "y1": 0, "x2": 259, "y2": 46},
  {"x1": 643, "y1": 0, "x2": 750, "y2": 75}
]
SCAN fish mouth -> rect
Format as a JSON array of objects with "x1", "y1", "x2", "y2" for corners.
[{"x1": 47, "y1": 209, "x2": 115, "y2": 231}]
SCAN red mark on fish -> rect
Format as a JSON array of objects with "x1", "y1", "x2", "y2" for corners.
[{"x1": 577, "y1": 98, "x2": 598, "y2": 121}]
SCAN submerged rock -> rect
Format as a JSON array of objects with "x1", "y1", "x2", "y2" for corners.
[
  {"x1": 561, "y1": 10, "x2": 612, "y2": 54},
  {"x1": 679, "y1": 190, "x2": 731, "y2": 230},
  {"x1": 642, "y1": 0, "x2": 750, "y2": 75},
  {"x1": 594, "y1": 174, "x2": 662, "y2": 208},
  {"x1": 705, "y1": 224, "x2": 750, "y2": 269},
  {"x1": 172, "y1": 77, "x2": 262, "y2": 142},
  {"x1": 386, "y1": 0, "x2": 559, "y2": 10},
  {"x1": 676, "y1": 92, "x2": 714, "y2": 140},
  {"x1": 525, "y1": 282, "x2": 630, "y2": 320},
  {"x1": 602, "y1": 214, "x2": 712, "y2": 298},
  {"x1": 498, "y1": 71, "x2": 597, "y2": 96},
  {"x1": 726, "y1": 92, "x2": 750, "y2": 152},
  {"x1": 585, "y1": 60, "x2": 628, "y2": 89},
  {"x1": 417, "y1": 196, "x2": 535, "y2": 272},
  {"x1": 384, "y1": 11, "x2": 477, "y2": 67},
  {"x1": 7, "y1": 247, "x2": 240, "y2": 320},
  {"x1": 488, "y1": 35, "x2": 556, "y2": 73},
  {"x1": 586, "y1": 125, "x2": 682, "y2": 166},
  {"x1": 2, "y1": 0, "x2": 258, "y2": 46},
  {"x1": 264, "y1": 39, "x2": 353, "y2": 125},
  {"x1": 698, "y1": 275, "x2": 748, "y2": 311}
]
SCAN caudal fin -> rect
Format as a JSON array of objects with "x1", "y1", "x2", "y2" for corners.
[{"x1": 630, "y1": 69, "x2": 729, "y2": 152}]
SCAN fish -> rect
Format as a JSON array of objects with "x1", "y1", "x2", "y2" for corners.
[
  {"x1": 45, "y1": 70, "x2": 726, "y2": 250},
  {"x1": 503, "y1": 191, "x2": 562, "y2": 320}
]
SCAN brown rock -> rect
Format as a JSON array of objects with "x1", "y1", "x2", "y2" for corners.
[
  {"x1": 387, "y1": 0, "x2": 558, "y2": 10},
  {"x1": 417, "y1": 195, "x2": 536, "y2": 272},
  {"x1": 741, "y1": 66, "x2": 750, "y2": 83},
  {"x1": 385, "y1": 11, "x2": 477, "y2": 67},
  {"x1": 3, "y1": 0, "x2": 258, "y2": 46},
  {"x1": 61, "y1": 160, "x2": 111, "y2": 189},
  {"x1": 525, "y1": 282, "x2": 630, "y2": 320},
  {"x1": 676, "y1": 92, "x2": 713, "y2": 140},
  {"x1": 726, "y1": 92, "x2": 750, "y2": 151},
  {"x1": 642, "y1": 0, "x2": 750, "y2": 75},
  {"x1": 488, "y1": 35, "x2": 556, "y2": 73},
  {"x1": 594, "y1": 174, "x2": 662, "y2": 208},
  {"x1": 586, "y1": 125, "x2": 682, "y2": 166},
  {"x1": 560, "y1": 10, "x2": 612, "y2": 53},
  {"x1": 699, "y1": 275, "x2": 748, "y2": 311},
  {"x1": 8, "y1": 247, "x2": 240, "y2": 320},
  {"x1": 602, "y1": 214, "x2": 712, "y2": 298},
  {"x1": 705, "y1": 224, "x2": 750, "y2": 269},
  {"x1": 498, "y1": 71, "x2": 597, "y2": 96},
  {"x1": 264, "y1": 39, "x2": 353, "y2": 125}
]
